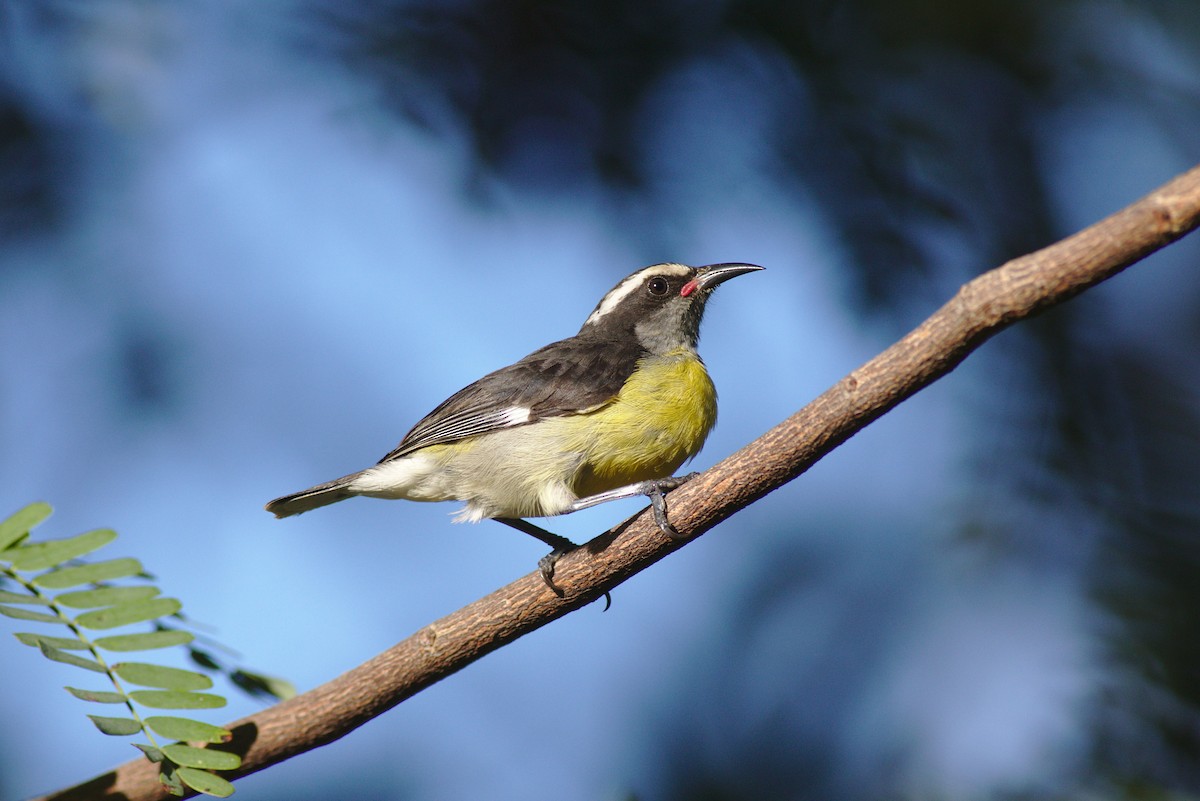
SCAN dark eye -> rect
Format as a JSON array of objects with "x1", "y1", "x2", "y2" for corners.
[{"x1": 647, "y1": 277, "x2": 669, "y2": 296}]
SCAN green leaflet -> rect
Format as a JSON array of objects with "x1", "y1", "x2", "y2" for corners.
[
  {"x1": 159, "y1": 766, "x2": 186, "y2": 795},
  {"x1": 34, "y1": 558, "x2": 145, "y2": 590},
  {"x1": 66, "y1": 686, "x2": 128, "y2": 704},
  {"x1": 161, "y1": 744, "x2": 240, "y2": 771},
  {"x1": 38, "y1": 641, "x2": 106, "y2": 673},
  {"x1": 114, "y1": 662, "x2": 213, "y2": 691},
  {"x1": 129, "y1": 690, "x2": 226, "y2": 710},
  {"x1": 176, "y1": 767, "x2": 236, "y2": 798},
  {"x1": 0, "y1": 590, "x2": 53, "y2": 605},
  {"x1": 0, "y1": 502, "x2": 52, "y2": 552},
  {"x1": 0, "y1": 604, "x2": 60, "y2": 623},
  {"x1": 74, "y1": 597, "x2": 182, "y2": 630},
  {"x1": 56, "y1": 585, "x2": 160, "y2": 609},
  {"x1": 15, "y1": 632, "x2": 90, "y2": 650},
  {"x1": 133, "y1": 742, "x2": 165, "y2": 762},
  {"x1": 231, "y1": 669, "x2": 297, "y2": 701},
  {"x1": 87, "y1": 715, "x2": 143, "y2": 736},
  {"x1": 8, "y1": 528, "x2": 117, "y2": 571},
  {"x1": 145, "y1": 716, "x2": 232, "y2": 743},
  {"x1": 190, "y1": 647, "x2": 221, "y2": 671},
  {"x1": 94, "y1": 629, "x2": 195, "y2": 652},
  {"x1": 38, "y1": 561, "x2": 149, "y2": 592}
]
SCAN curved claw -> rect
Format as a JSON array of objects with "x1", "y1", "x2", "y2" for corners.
[
  {"x1": 646, "y1": 473, "x2": 698, "y2": 540},
  {"x1": 648, "y1": 486, "x2": 680, "y2": 538},
  {"x1": 537, "y1": 548, "x2": 613, "y2": 609},
  {"x1": 537, "y1": 549, "x2": 567, "y2": 597}
]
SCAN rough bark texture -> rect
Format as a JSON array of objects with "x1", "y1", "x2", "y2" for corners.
[{"x1": 38, "y1": 164, "x2": 1200, "y2": 801}]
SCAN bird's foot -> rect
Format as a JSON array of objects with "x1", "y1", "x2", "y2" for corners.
[
  {"x1": 538, "y1": 547, "x2": 612, "y2": 610},
  {"x1": 644, "y1": 472, "x2": 699, "y2": 540},
  {"x1": 497, "y1": 518, "x2": 611, "y2": 609},
  {"x1": 537, "y1": 548, "x2": 569, "y2": 598}
]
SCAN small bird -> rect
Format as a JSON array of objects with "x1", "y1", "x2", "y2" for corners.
[{"x1": 266, "y1": 262, "x2": 762, "y2": 591}]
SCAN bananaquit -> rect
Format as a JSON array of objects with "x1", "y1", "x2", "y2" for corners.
[{"x1": 266, "y1": 262, "x2": 762, "y2": 587}]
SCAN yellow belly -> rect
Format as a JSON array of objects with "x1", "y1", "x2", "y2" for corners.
[{"x1": 569, "y1": 349, "x2": 717, "y2": 497}]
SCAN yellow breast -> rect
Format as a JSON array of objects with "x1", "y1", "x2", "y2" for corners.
[{"x1": 570, "y1": 349, "x2": 717, "y2": 497}]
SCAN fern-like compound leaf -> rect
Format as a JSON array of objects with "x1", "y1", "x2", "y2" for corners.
[{"x1": 2, "y1": 503, "x2": 243, "y2": 797}]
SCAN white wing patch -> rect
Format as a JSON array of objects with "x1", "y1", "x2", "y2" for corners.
[
  {"x1": 498, "y1": 406, "x2": 532, "y2": 425},
  {"x1": 584, "y1": 263, "x2": 691, "y2": 327}
]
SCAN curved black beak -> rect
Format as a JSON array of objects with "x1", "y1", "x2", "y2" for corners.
[{"x1": 694, "y1": 263, "x2": 765, "y2": 291}]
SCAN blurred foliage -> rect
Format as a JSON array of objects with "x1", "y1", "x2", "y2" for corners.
[
  {"x1": 1084, "y1": 352, "x2": 1200, "y2": 791},
  {"x1": 0, "y1": 84, "x2": 71, "y2": 240},
  {"x1": 314, "y1": 0, "x2": 1199, "y2": 309},
  {"x1": 0, "y1": 2, "x2": 100, "y2": 244}
]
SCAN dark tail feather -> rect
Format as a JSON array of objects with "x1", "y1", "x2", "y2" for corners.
[{"x1": 265, "y1": 473, "x2": 360, "y2": 518}]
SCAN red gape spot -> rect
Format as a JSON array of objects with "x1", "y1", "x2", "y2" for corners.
[{"x1": 680, "y1": 279, "x2": 699, "y2": 297}]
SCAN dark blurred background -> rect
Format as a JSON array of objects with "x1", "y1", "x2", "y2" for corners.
[{"x1": 2, "y1": 1, "x2": 1200, "y2": 799}]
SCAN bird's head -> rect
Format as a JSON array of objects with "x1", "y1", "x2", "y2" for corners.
[{"x1": 579, "y1": 262, "x2": 763, "y2": 354}]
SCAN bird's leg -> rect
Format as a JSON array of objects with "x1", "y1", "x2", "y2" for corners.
[
  {"x1": 494, "y1": 518, "x2": 611, "y2": 610},
  {"x1": 494, "y1": 472, "x2": 700, "y2": 605},
  {"x1": 495, "y1": 517, "x2": 575, "y2": 591},
  {"x1": 567, "y1": 472, "x2": 700, "y2": 540}
]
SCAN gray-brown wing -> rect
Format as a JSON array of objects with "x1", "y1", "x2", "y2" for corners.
[{"x1": 378, "y1": 335, "x2": 643, "y2": 463}]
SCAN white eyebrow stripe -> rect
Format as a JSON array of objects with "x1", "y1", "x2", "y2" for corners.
[
  {"x1": 583, "y1": 263, "x2": 691, "y2": 326},
  {"x1": 584, "y1": 273, "x2": 643, "y2": 326}
]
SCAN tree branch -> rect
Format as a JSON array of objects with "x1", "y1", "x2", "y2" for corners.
[{"x1": 39, "y1": 164, "x2": 1200, "y2": 801}]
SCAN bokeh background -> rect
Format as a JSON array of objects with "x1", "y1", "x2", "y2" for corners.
[{"x1": 3, "y1": 1, "x2": 1200, "y2": 799}]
